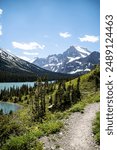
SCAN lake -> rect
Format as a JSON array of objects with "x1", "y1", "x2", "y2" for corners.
[
  {"x1": 0, "y1": 81, "x2": 55, "y2": 91},
  {"x1": 0, "y1": 82, "x2": 35, "y2": 91},
  {"x1": 0, "y1": 101, "x2": 22, "y2": 114}
]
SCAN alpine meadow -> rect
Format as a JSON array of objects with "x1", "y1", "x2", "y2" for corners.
[{"x1": 0, "y1": 0, "x2": 100, "y2": 149}]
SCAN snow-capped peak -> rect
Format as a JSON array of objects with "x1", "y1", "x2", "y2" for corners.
[
  {"x1": 31, "y1": 45, "x2": 99, "y2": 74},
  {"x1": 0, "y1": 48, "x2": 20, "y2": 62},
  {"x1": 75, "y1": 46, "x2": 91, "y2": 55}
]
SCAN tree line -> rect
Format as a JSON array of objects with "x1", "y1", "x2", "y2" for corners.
[
  {"x1": 30, "y1": 77, "x2": 81, "y2": 122},
  {"x1": 0, "y1": 71, "x2": 37, "y2": 82},
  {"x1": 0, "y1": 76, "x2": 82, "y2": 123},
  {"x1": 0, "y1": 84, "x2": 33, "y2": 103}
]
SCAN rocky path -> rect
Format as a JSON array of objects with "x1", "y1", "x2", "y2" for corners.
[{"x1": 40, "y1": 103, "x2": 100, "y2": 150}]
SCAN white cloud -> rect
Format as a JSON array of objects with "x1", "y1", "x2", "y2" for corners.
[
  {"x1": 23, "y1": 52, "x2": 39, "y2": 56},
  {"x1": 0, "y1": 25, "x2": 2, "y2": 36},
  {"x1": 79, "y1": 35, "x2": 99, "y2": 43},
  {"x1": 0, "y1": 9, "x2": 3, "y2": 15},
  {"x1": 12, "y1": 42, "x2": 45, "y2": 50},
  {"x1": 59, "y1": 32, "x2": 71, "y2": 38}
]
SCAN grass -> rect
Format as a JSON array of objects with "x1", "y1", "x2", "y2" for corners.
[
  {"x1": 1, "y1": 133, "x2": 43, "y2": 150},
  {"x1": 92, "y1": 111, "x2": 100, "y2": 144},
  {"x1": 69, "y1": 101, "x2": 85, "y2": 112},
  {"x1": 67, "y1": 66, "x2": 100, "y2": 113},
  {"x1": 38, "y1": 120, "x2": 63, "y2": 135},
  {"x1": 69, "y1": 91, "x2": 99, "y2": 113},
  {"x1": 1, "y1": 106, "x2": 64, "y2": 149},
  {"x1": 1, "y1": 66, "x2": 100, "y2": 149},
  {"x1": 45, "y1": 111, "x2": 70, "y2": 121}
]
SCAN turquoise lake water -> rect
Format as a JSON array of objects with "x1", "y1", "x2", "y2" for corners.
[
  {"x1": 0, "y1": 82, "x2": 34, "y2": 114},
  {"x1": 0, "y1": 101, "x2": 22, "y2": 114},
  {"x1": 0, "y1": 82, "x2": 35, "y2": 91}
]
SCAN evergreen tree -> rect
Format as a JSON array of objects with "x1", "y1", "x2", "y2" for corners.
[
  {"x1": 0, "y1": 109, "x2": 3, "y2": 115},
  {"x1": 76, "y1": 77, "x2": 81, "y2": 100},
  {"x1": 31, "y1": 78, "x2": 46, "y2": 122}
]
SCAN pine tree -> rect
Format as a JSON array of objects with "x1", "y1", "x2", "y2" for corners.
[
  {"x1": 54, "y1": 92, "x2": 59, "y2": 110},
  {"x1": 94, "y1": 75, "x2": 99, "y2": 91},
  {"x1": 31, "y1": 78, "x2": 46, "y2": 122},
  {"x1": 76, "y1": 77, "x2": 81, "y2": 100}
]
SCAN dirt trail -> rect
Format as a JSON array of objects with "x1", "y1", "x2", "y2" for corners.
[{"x1": 40, "y1": 103, "x2": 100, "y2": 150}]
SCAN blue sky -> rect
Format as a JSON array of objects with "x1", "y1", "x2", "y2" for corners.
[{"x1": 0, "y1": 0, "x2": 100, "y2": 61}]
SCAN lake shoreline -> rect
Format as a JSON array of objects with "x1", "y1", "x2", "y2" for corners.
[
  {"x1": 0, "y1": 101, "x2": 22, "y2": 114},
  {"x1": 0, "y1": 82, "x2": 35, "y2": 91}
]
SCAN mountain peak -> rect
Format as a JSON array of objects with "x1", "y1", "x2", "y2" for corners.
[
  {"x1": 63, "y1": 45, "x2": 91, "y2": 58},
  {"x1": 69, "y1": 45, "x2": 76, "y2": 49},
  {"x1": 32, "y1": 45, "x2": 99, "y2": 74},
  {"x1": 75, "y1": 46, "x2": 91, "y2": 56}
]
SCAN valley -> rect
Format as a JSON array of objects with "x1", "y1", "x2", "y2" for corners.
[
  {"x1": 0, "y1": 1, "x2": 100, "y2": 150},
  {"x1": 0, "y1": 66, "x2": 100, "y2": 150},
  {"x1": 0, "y1": 46, "x2": 99, "y2": 82},
  {"x1": 0, "y1": 48, "x2": 80, "y2": 82}
]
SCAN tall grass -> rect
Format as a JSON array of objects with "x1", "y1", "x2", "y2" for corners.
[{"x1": 92, "y1": 111, "x2": 100, "y2": 144}]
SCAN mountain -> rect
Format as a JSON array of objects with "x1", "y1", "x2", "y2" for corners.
[
  {"x1": 65, "y1": 51, "x2": 100, "y2": 74},
  {"x1": 0, "y1": 49, "x2": 79, "y2": 82},
  {"x1": 32, "y1": 46, "x2": 99, "y2": 74},
  {"x1": 0, "y1": 49, "x2": 47, "y2": 76}
]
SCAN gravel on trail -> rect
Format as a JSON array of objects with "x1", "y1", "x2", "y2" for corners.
[{"x1": 40, "y1": 103, "x2": 100, "y2": 150}]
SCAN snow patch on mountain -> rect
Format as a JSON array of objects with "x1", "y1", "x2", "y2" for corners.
[
  {"x1": 75, "y1": 46, "x2": 90, "y2": 55},
  {"x1": 32, "y1": 46, "x2": 99, "y2": 74},
  {"x1": 67, "y1": 56, "x2": 81, "y2": 63},
  {"x1": 69, "y1": 69, "x2": 84, "y2": 74}
]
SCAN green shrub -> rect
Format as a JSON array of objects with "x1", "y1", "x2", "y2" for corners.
[
  {"x1": 0, "y1": 115, "x2": 25, "y2": 146},
  {"x1": 39, "y1": 120, "x2": 63, "y2": 135},
  {"x1": 2, "y1": 134, "x2": 33, "y2": 150},
  {"x1": 87, "y1": 92, "x2": 100, "y2": 103},
  {"x1": 33, "y1": 141, "x2": 43, "y2": 150},
  {"x1": 1, "y1": 133, "x2": 43, "y2": 150},
  {"x1": 46, "y1": 111, "x2": 69, "y2": 121},
  {"x1": 92, "y1": 111, "x2": 100, "y2": 144},
  {"x1": 31, "y1": 129, "x2": 44, "y2": 138},
  {"x1": 69, "y1": 102, "x2": 85, "y2": 112}
]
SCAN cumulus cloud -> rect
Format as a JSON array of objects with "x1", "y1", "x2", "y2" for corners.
[
  {"x1": 23, "y1": 52, "x2": 39, "y2": 56},
  {"x1": 0, "y1": 25, "x2": 2, "y2": 36},
  {"x1": 12, "y1": 42, "x2": 45, "y2": 50},
  {"x1": 79, "y1": 35, "x2": 99, "y2": 43},
  {"x1": 59, "y1": 32, "x2": 71, "y2": 38},
  {"x1": 0, "y1": 9, "x2": 3, "y2": 15}
]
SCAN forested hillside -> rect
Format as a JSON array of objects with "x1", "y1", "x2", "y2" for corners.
[
  {"x1": 0, "y1": 66, "x2": 100, "y2": 150},
  {"x1": 0, "y1": 48, "x2": 81, "y2": 82}
]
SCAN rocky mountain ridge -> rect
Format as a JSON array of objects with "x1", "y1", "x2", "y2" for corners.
[{"x1": 32, "y1": 46, "x2": 99, "y2": 74}]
